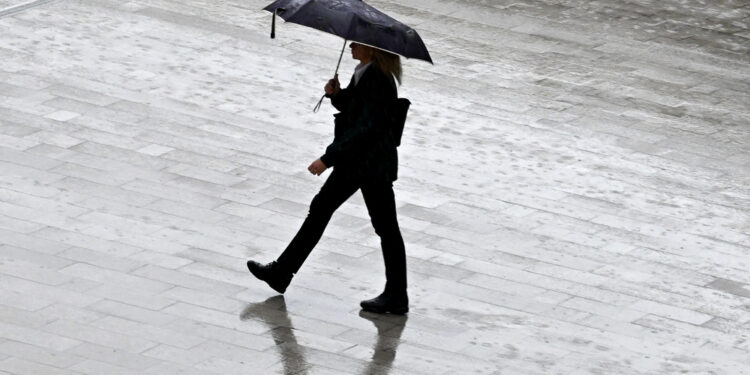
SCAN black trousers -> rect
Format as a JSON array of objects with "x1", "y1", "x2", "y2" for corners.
[{"x1": 276, "y1": 170, "x2": 407, "y2": 294}]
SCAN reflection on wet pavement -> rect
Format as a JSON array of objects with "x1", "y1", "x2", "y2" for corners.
[
  {"x1": 241, "y1": 296, "x2": 408, "y2": 375},
  {"x1": 358, "y1": 310, "x2": 408, "y2": 375}
]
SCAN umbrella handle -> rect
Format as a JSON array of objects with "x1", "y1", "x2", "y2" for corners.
[{"x1": 313, "y1": 40, "x2": 348, "y2": 113}]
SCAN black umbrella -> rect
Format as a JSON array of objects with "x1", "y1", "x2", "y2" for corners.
[
  {"x1": 264, "y1": 0, "x2": 432, "y2": 63},
  {"x1": 263, "y1": 0, "x2": 433, "y2": 110}
]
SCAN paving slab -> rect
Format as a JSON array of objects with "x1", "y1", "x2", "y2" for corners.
[{"x1": 1, "y1": 0, "x2": 749, "y2": 374}]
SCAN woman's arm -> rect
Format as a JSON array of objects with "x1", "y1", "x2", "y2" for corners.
[
  {"x1": 330, "y1": 88, "x2": 352, "y2": 112},
  {"x1": 325, "y1": 74, "x2": 353, "y2": 112}
]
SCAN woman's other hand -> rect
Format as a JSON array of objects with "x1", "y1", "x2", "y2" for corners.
[
  {"x1": 308, "y1": 158, "x2": 328, "y2": 176},
  {"x1": 324, "y1": 74, "x2": 340, "y2": 96}
]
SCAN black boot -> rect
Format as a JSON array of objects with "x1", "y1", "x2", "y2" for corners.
[
  {"x1": 360, "y1": 291, "x2": 409, "y2": 314},
  {"x1": 246, "y1": 260, "x2": 293, "y2": 294}
]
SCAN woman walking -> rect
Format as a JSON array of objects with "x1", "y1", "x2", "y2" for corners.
[{"x1": 246, "y1": 42, "x2": 409, "y2": 314}]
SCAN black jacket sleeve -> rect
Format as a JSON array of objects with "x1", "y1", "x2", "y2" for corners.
[{"x1": 330, "y1": 86, "x2": 353, "y2": 112}]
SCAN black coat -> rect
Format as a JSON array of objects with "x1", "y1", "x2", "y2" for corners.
[{"x1": 320, "y1": 65, "x2": 399, "y2": 183}]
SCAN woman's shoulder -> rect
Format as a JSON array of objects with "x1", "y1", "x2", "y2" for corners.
[
  {"x1": 366, "y1": 64, "x2": 392, "y2": 80},
  {"x1": 362, "y1": 65, "x2": 397, "y2": 93}
]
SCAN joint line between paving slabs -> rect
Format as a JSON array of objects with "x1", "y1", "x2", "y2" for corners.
[{"x1": 0, "y1": 0, "x2": 59, "y2": 18}]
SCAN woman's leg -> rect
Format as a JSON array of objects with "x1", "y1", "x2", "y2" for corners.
[
  {"x1": 360, "y1": 180, "x2": 407, "y2": 295},
  {"x1": 276, "y1": 170, "x2": 360, "y2": 275}
]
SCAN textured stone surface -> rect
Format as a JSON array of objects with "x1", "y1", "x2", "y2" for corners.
[{"x1": 1, "y1": 0, "x2": 749, "y2": 374}]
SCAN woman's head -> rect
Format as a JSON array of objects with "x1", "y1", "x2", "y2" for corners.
[
  {"x1": 350, "y1": 42, "x2": 402, "y2": 85},
  {"x1": 350, "y1": 42, "x2": 373, "y2": 63}
]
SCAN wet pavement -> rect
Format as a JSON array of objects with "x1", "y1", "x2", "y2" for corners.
[{"x1": 1, "y1": 0, "x2": 749, "y2": 374}]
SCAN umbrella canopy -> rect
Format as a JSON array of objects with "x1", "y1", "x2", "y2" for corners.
[{"x1": 264, "y1": 0, "x2": 433, "y2": 64}]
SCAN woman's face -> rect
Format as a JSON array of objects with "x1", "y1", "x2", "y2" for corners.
[{"x1": 350, "y1": 42, "x2": 373, "y2": 63}]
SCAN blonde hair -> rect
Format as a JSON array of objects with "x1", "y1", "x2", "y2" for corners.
[{"x1": 371, "y1": 48, "x2": 402, "y2": 85}]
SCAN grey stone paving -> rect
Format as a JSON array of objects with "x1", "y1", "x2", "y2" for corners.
[{"x1": 1, "y1": 0, "x2": 749, "y2": 374}]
